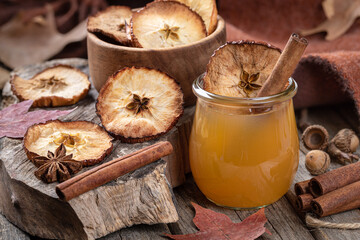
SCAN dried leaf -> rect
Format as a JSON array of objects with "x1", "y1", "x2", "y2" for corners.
[
  {"x1": 165, "y1": 203, "x2": 270, "y2": 240},
  {"x1": 0, "y1": 5, "x2": 87, "y2": 68},
  {"x1": 300, "y1": 0, "x2": 360, "y2": 41},
  {"x1": 0, "y1": 100, "x2": 74, "y2": 139}
]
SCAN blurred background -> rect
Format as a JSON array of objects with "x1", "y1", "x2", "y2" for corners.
[{"x1": 1, "y1": 0, "x2": 360, "y2": 112}]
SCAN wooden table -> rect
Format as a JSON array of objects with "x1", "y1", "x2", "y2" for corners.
[
  {"x1": 2, "y1": 71, "x2": 360, "y2": 240},
  {"x1": 1, "y1": 103, "x2": 360, "y2": 239}
]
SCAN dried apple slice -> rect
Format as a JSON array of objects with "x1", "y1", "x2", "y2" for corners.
[
  {"x1": 203, "y1": 41, "x2": 281, "y2": 98},
  {"x1": 160, "y1": 0, "x2": 218, "y2": 34},
  {"x1": 131, "y1": 1, "x2": 206, "y2": 48},
  {"x1": 87, "y1": 6, "x2": 132, "y2": 44},
  {"x1": 24, "y1": 120, "x2": 113, "y2": 166},
  {"x1": 11, "y1": 65, "x2": 90, "y2": 107},
  {"x1": 96, "y1": 67, "x2": 184, "y2": 143}
]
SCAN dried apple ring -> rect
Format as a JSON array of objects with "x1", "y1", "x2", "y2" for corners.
[
  {"x1": 24, "y1": 120, "x2": 113, "y2": 166},
  {"x1": 11, "y1": 65, "x2": 90, "y2": 107},
  {"x1": 203, "y1": 41, "x2": 282, "y2": 98},
  {"x1": 96, "y1": 67, "x2": 184, "y2": 143},
  {"x1": 161, "y1": 0, "x2": 218, "y2": 34},
  {"x1": 87, "y1": 6, "x2": 132, "y2": 44},
  {"x1": 131, "y1": 1, "x2": 206, "y2": 48}
]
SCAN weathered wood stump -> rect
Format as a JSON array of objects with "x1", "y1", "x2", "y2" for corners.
[{"x1": 0, "y1": 59, "x2": 194, "y2": 239}]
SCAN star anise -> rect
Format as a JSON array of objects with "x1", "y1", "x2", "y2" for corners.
[
  {"x1": 33, "y1": 144, "x2": 82, "y2": 183},
  {"x1": 238, "y1": 70, "x2": 262, "y2": 97},
  {"x1": 126, "y1": 94, "x2": 150, "y2": 114},
  {"x1": 158, "y1": 23, "x2": 180, "y2": 41}
]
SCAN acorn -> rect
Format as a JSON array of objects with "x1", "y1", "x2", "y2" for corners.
[
  {"x1": 305, "y1": 150, "x2": 330, "y2": 175},
  {"x1": 327, "y1": 129, "x2": 359, "y2": 164},
  {"x1": 301, "y1": 125, "x2": 329, "y2": 151}
]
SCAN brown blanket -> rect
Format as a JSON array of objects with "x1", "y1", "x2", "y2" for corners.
[{"x1": 219, "y1": 0, "x2": 360, "y2": 114}]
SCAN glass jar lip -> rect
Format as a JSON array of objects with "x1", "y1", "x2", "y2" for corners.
[{"x1": 192, "y1": 73, "x2": 298, "y2": 105}]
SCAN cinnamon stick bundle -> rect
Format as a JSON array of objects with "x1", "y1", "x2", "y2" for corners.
[
  {"x1": 257, "y1": 33, "x2": 308, "y2": 97},
  {"x1": 309, "y1": 161, "x2": 360, "y2": 197},
  {"x1": 296, "y1": 193, "x2": 313, "y2": 212},
  {"x1": 311, "y1": 181, "x2": 360, "y2": 217},
  {"x1": 56, "y1": 141, "x2": 173, "y2": 201},
  {"x1": 294, "y1": 179, "x2": 311, "y2": 195}
]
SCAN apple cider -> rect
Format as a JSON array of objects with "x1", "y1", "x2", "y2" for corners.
[{"x1": 189, "y1": 77, "x2": 299, "y2": 208}]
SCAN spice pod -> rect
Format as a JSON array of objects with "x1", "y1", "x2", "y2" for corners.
[
  {"x1": 305, "y1": 150, "x2": 330, "y2": 175},
  {"x1": 301, "y1": 125, "x2": 329, "y2": 151},
  {"x1": 33, "y1": 143, "x2": 83, "y2": 183}
]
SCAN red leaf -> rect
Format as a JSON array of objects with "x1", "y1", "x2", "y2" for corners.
[
  {"x1": 166, "y1": 202, "x2": 270, "y2": 240},
  {"x1": 0, "y1": 100, "x2": 74, "y2": 138}
]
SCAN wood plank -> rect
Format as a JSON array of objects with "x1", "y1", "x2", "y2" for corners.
[
  {"x1": 0, "y1": 213, "x2": 30, "y2": 240},
  {"x1": 101, "y1": 224, "x2": 170, "y2": 240},
  {"x1": 287, "y1": 105, "x2": 360, "y2": 240}
]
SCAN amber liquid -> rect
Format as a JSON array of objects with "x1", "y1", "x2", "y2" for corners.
[{"x1": 189, "y1": 100, "x2": 299, "y2": 208}]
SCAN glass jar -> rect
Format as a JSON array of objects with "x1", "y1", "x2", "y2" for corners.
[{"x1": 189, "y1": 75, "x2": 299, "y2": 209}]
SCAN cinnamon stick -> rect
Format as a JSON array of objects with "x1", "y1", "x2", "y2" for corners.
[
  {"x1": 311, "y1": 181, "x2": 360, "y2": 217},
  {"x1": 296, "y1": 193, "x2": 313, "y2": 212},
  {"x1": 309, "y1": 161, "x2": 360, "y2": 197},
  {"x1": 56, "y1": 141, "x2": 173, "y2": 201},
  {"x1": 294, "y1": 179, "x2": 311, "y2": 195},
  {"x1": 257, "y1": 33, "x2": 308, "y2": 97}
]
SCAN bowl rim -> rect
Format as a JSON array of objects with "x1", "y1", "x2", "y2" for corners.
[{"x1": 87, "y1": 15, "x2": 226, "y2": 52}]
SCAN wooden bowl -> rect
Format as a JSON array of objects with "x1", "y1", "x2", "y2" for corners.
[{"x1": 87, "y1": 16, "x2": 226, "y2": 106}]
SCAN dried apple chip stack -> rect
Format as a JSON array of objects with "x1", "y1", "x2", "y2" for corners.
[{"x1": 87, "y1": 0, "x2": 218, "y2": 48}]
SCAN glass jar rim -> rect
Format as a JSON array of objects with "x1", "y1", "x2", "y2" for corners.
[{"x1": 192, "y1": 73, "x2": 298, "y2": 106}]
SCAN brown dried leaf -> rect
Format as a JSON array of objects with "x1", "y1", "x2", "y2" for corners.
[
  {"x1": 165, "y1": 203, "x2": 270, "y2": 240},
  {"x1": 300, "y1": 0, "x2": 360, "y2": 41},
  {"x1": 0, "y1": 5, "x2": 87, "y2": 68}
]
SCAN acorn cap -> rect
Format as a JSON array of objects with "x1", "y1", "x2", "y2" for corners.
[
  {"x1": 24, "y1": 120, "x2": 113, "y2": 166},
  {"x1": 159, "y1": 0, "x2": 218, "y2": 34},
  {"x1": 96, "y1": 67, "x2": 184, "y2": 143},
  {"x1": 131, "y1": 1, "x2": 206, "y2": 48},
  {"x1": 11, "y1": 65, "x2": 90, "y2": 107},
  {"x1": 87, "y1": 6, "x2": 133, "y2": 44},
  {"x1": 301, "y1": 124, "x2": 329, "y2": 151},
  {"x1": 203, "y1": 41, "x2": 281, "y2": 98}
]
